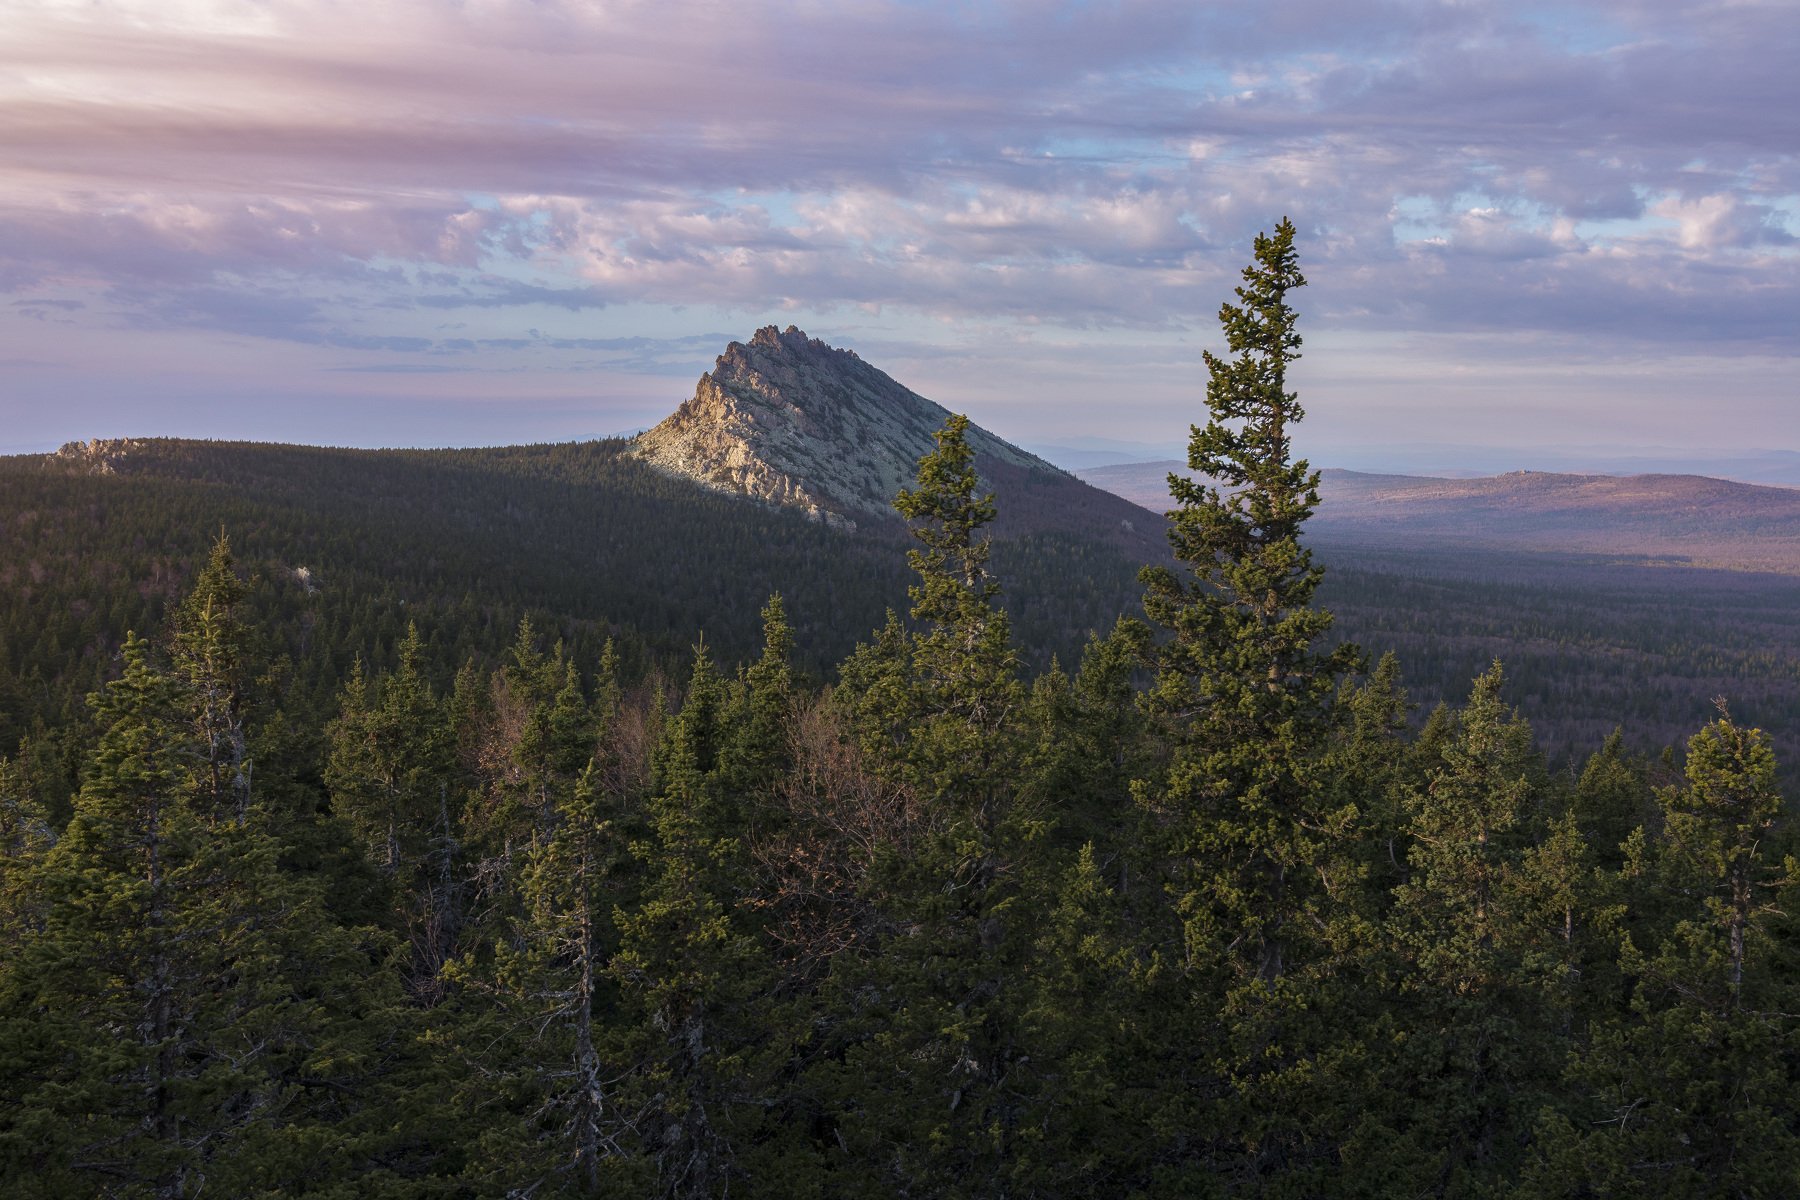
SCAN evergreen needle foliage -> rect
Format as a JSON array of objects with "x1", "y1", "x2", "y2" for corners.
[{"x1": 1, "y1": 225, "x2": 1796, "y2": 1197}]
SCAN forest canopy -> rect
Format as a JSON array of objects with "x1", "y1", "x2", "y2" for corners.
[{"x1": 1, "y1": 224, "x2": 1796, "y2": 1198}]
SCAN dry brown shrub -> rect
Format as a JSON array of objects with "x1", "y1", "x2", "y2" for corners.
[{"x1": 750, "y1": 690, "x2": 922, "y2": 985}]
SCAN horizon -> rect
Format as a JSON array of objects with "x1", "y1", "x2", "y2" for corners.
[
  {"x1": 20, "y1": 420, "x2": 1800, "y2": 491},
  {"x1": 3, "y1": 1, "x2": 1796, "y2": 457}
]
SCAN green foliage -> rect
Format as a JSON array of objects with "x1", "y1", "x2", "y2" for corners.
[
  {"x1": 0, "y1": 755, "x2": 52, "y2": 942},
  {"x1": 4, "y1": 224, "x2": 1799, "y2": 1196},
  {"x1": 171, "y1": 533, "x2": 254, "y2": 823},
  {"x1": 325, "y1": 622, "x2": 460, "y2": 994},
  {"x1": 1369, "y1": 665, "x2": 1564, "y2": 1191},
  {"x1": 608, "y1": 642, "x2": 803, "y2": 1197},
  {"x1": 0, "y1": 632, "x2": 408, "y2": 1196},
  {"x1": 1130, "y1": 220, "x2": 1370, "y2": 1187},
  {"x1": 1529, "y1": 713, "x2": 1800, "y2": 1197}
]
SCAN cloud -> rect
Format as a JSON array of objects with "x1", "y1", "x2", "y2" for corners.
[
  {"x1": 0, "y1": 0, "x2": 1796, "y2": 449},
  {"x1": 1650, "y1": 193, "x2": 1795, "y2": 251}
]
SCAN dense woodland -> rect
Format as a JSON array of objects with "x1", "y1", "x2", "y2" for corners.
[
  {"x1": 2, "y1": 223, "x2": 1797, "y2": 1196},
  {"x1": 7, "y1": 437, "x2": 1799, "y2": 820}
]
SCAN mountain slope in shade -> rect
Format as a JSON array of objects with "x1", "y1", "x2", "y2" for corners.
[
  {"x1": 632, "y1": 325, "x2": 1163, "y2": 554},
  {"x1": 1077, "y1": 461, "x2": 1800, "y2": 573}
]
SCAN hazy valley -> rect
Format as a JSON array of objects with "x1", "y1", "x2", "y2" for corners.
[{"x1": 1083, "y1": 459, "x2": 1800, "y2": 573}]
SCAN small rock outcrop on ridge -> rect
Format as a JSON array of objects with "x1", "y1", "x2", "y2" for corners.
[
  {"x1": 46, "y1": 438, "x2": 142, "y2": 475},
  {"x1": 632, "y1": 326, "x2": 1059, "y2": 532}
]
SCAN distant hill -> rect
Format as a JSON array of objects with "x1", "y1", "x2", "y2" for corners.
[
  {"x1": 1323, "y1": 444, "x2": 1800, "y2": 485},
  {"x1": 1079, "y1": 461, "x2": 1800, "y2": 574}
]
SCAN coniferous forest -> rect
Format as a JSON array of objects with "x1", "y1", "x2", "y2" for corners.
[{"x1": 3, "y1": 223, "x2": 1797, "y2": 1197}]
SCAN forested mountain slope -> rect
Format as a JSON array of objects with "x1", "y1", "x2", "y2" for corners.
[
  {"x1": 9, "y1": 433, "x2": 1800, "y2": 810},
  {"x1": 0, "y1": 435, "x2": 1152, "y2": 810}
]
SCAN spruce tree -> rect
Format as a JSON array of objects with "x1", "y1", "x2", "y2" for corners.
[
  {"x1": 1331, "y1": 651, "x2": 1415, "y2": 900},
  {"x1": 719, "y1": 595, "x2": 796, "y2": 800},
  {"x1": 0, "y1": 755, "x2": 52, "y2": 943},
  {"x1": 609, "y1": 643, "x2": 791, "y2": 1197},
  {"x1": 4, "y1": 634, "x2": 223, "y2": 1193},
  {"x1": 1022, "y1": 618, "x2": 1153, "y2": 854},
  {"x1": 325, "y1": 623, "x2": 461, "y2": 995},
  {"x1": 449, "y1": 746, "x2": 638, "y2": 1196},
  {"x1": 170, "y1": 534, "x2": 253, "y2": 824},
  {"x1": 0, "y1": 635, "x2": 387, "y2": 1195},
  {"x1": 1530, "y1": 710, "x2": 1800, "y2": 1195},
  {"x1": 824, "y1": 415, "x2": 1048, "y2": 1194},
  {"x1": 1133, "y1": 218, "x2": 1364, "y2": 1186},
  {"x1": 893, "y1": 414, "x2": 1021, "y2": 757},
  {"x1": 1375, "y1": 664, "x2": 1563, "y2": 1193},
  {"x1": 1571, "y1": 729, "x2": 1652, "y2": 872}
]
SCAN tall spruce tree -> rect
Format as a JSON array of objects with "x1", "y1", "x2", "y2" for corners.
[
  {"x1": 1133, "y1": 218, "x2": 1365, "y2": 1186},
  {"x1": 0, "y1": 635, "x2": 219, "y2": 1193},
  {"x1": 609, "y1": 643, "x2": 793, "y2": 1197},
  {"x1": 0, "y1": 634, "x2": 400, "y2": 1195},
  {"x1": 445, "y1": 643, "x2": 637, "y2": 1195}
]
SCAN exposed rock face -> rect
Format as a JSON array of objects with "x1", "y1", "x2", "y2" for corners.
[
  {"x1": 47, "y1": 438, "x2": 142, "y2": 475},
  {"x1": 632, "y1": 326, "x2": 1058, "y2": 531}
]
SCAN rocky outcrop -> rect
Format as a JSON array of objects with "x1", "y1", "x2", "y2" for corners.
[
  {"x1": 46, "y1": 438, "x2": 142, "y2": 475},
  {"x1": 632, "y1": 326, "x2": 1057, "y2": 531}
]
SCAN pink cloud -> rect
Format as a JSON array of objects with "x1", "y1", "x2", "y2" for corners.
[{"x1": 1, "y1": 0, "x2": 1796, "y2": 451}]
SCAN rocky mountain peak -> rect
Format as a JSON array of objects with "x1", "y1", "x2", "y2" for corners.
[{"x1": 632, "y1": 326, "x2": 1056, "y2": 531}]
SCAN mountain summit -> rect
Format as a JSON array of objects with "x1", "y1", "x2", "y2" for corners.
[{"x1": 632, "y1": 326, "x2": 1058, "y2": 532}]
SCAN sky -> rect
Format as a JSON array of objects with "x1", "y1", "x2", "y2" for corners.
[{"x1": 1, "y1": 0, "x2": 1796, "y2": 465}]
